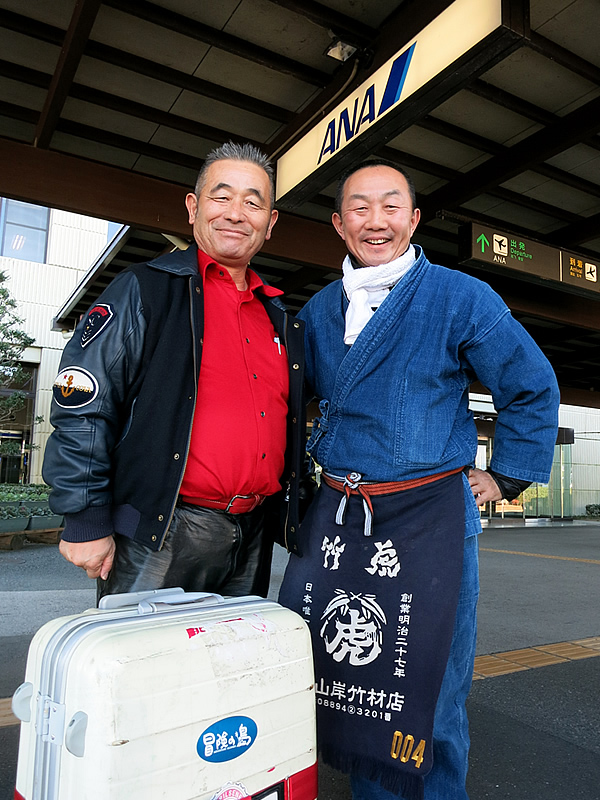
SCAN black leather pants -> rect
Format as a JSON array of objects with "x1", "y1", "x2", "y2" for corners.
[{"x1": 97, "y1": 502, "x2": 271, "y2": 604}]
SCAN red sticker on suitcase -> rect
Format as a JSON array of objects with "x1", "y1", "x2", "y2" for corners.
[
  {"x1": 210, "y1": 782, "x2": 250, "y2": 800},
  {"x1": 186, "y1": 618, "x2": 243, "y2": 638}
]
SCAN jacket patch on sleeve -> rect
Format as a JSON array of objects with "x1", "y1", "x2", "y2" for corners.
[
  {"x1": 81, "y1": 303, "x2": 114, "y2": 347},
  {"x1": 53, "y1": 367, "x2": 99, "y2": 408}
]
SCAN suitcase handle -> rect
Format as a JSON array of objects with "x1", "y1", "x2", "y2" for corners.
[
  {"x1": 99, "y1": 586, "x2": 187, "y2": 609},
  {"x1": 99, "y1": 588, "x2": 225, "y2": 612},
  {"x1": 137, "y1": 592, "x2": 225, "y2": 614}
]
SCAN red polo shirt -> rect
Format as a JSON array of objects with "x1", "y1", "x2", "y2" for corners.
[{"x1": 179, "y1": 250, "x2": 289, "y2": 505}]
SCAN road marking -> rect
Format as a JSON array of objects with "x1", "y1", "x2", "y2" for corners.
[{"x1": 480, "y1": 547, "x2": 600, "y2": 565}]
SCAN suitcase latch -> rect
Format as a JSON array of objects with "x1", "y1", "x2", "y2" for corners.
[{"x1": 39, "y1": 695, "x2": 66, "y2": 745}]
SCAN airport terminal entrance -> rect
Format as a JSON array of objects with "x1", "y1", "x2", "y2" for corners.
[{"x1": 476, "y1": 430, "x2": 574, "y2": 521}]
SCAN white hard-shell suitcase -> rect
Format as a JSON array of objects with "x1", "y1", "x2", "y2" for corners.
[{"x1": 12, "y1": 589, "x2": 317, "y2": 800}]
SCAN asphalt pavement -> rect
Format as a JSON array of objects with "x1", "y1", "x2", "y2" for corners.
[{"x1": 1, "y1": 521, "x2": 599, "y2": 799}]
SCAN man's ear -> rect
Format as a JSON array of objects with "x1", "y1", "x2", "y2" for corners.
[
  {"x1": 410, "y1": 207, "x2": 421, "y2": 237},
  {"x1": 185, "y1": 192, "x2": 198, "y2": 225},
  {"x1": 265, "y1": 208, "x2": 279, "y2": 241},
  {"x1": 332, "y1": 212, "x2": 346, "y2": 241}
]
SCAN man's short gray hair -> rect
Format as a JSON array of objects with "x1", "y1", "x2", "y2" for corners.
[{"x1": 194, "y1": 142, "x2": 275, "y2": 209}]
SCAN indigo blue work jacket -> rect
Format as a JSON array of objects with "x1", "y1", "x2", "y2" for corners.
[
  {"x1": 298, "y1": 246, "x2": 559, "y2": 538},
  {"x1": 43, "y1": 245, "x2": 306, "y2": 554}
]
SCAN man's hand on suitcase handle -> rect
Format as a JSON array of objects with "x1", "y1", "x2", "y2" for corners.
[{"x1": 59, "y1": 536, "x2": 116, "y2": 580}]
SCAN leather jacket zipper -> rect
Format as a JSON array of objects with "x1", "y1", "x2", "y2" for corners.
[{"x1": 159, "y1": 277, "x2": 200, "y2": 549}]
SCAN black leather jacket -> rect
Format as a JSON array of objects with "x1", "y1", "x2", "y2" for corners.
[{"x1": 43, "y1": 246, "x2": 306, "y2": 554}]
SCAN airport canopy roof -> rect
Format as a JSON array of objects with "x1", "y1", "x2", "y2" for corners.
[{"x1": 1, "y1": 0, "x2": 599, "y2": 403}]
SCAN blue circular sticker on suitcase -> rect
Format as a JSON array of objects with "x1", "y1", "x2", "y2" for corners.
[{"x1": 197, "y1": 716, "x2": 257, "y2": 762}]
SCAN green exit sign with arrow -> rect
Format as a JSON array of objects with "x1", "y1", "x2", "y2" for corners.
[
  {"x1": 476, "y1": 232, "x2": 490, "y2": 253},
  {"x1": 459, "y1": 223, "x2": 600, "y2": 298},
  {"x1": 460, "y1": 223, "x2": 561, "y2": 282}
]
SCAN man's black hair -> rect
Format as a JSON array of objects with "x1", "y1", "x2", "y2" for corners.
[{"x1": 334, "y1": 158, "x2": 417, "y2": 216}]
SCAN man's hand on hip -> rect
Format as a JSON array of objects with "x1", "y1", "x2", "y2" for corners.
[
  {"x1": 467, "y1": 468, "x2": 502, "y2": 507},
  {"x1": 59, "y1": 537, "x2": 116, "y2": 580}
]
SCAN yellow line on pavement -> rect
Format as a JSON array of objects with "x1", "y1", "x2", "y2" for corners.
[
  {"x1": 473, "y1": 636, "x2": 600, "y2": 679},
  {"x1": 480, "y1": 548, "x2": 600, "y2": 565}
]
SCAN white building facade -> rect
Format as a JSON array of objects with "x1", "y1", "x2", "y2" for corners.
[
  {"x1": 559, "y1": 404, "x2": 600, "y2": 517},
  {"x1": 0, "y1": 197, "x2": 119, "y2": 484}
]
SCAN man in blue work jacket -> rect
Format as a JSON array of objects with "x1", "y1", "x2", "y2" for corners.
[{"x1": 279, "y1": 159, "x2": 559, "y2": 800}]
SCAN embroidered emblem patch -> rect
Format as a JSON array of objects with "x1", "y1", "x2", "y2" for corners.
[
  {"x1": 53, "y1": 367, "x2": 99, "y2": 408},
  {"x1": 81, "y1": 303, "x2": 114, "y2": 348}
]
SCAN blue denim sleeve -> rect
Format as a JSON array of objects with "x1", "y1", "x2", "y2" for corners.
[
  {"x1": 462, "y1": 472, "x2": 482, "y2": 538},
  {"x1": 463, "y1": 310, "x2": 559, "y2": 483}
]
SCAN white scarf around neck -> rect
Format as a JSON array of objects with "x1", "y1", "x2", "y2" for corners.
[{"x1": 342, "y1": 244, "x2": 415, "y2": 345}]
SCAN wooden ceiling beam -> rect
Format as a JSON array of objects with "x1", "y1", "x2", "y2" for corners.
[
  {"x1": 0, "y1": 60, "x2": 260, "y2": 150},
  {"x1": 67, "y1": 85, "x2": 263, "y2": 148},
  {"x1": 527, "y1": 31, "x2": 600, "y2": 86},
  {"x1": 0, "y1": 8, "x2": 63, "y2": 46},
  {"x1": 265, "y1": 0, "x2": 377, "y2": 44},
  {"x1": 380, "y1": 145, "x2": 581, "y2": 224},
  {"x1": 545, "y1": 210, "x2": 600, "y2": 248},
  {"x1": 34, "y1": 0, "x2": 102, "y2": 149},
  {"x1": 467, "y1": 79, "x2": 600, "y2": 153},
  {"x1": 558, "y1": 387, "x2": 600, "y2": 410},
  {"x1": 0, "y1": 101, "x2": 37, "y2": 124},
  {"x1": 419, "y1": 95, "x2": 600, "y2": 223},
  {"x1": 0, "y1": 138, "x2": 345, "y2": 268},
  {"x1": 418, "y1": 115, "x2": 600, "y2": 200},
  {"x1": 0, "y1": 66, "x2": 590, "y2": 242},
  {"x1": 0, "y1": 137, "x2": 190, "y2": 233},
  {"x1": 54, "y1": 120, "x2": 203, "y2": 170},
  {"x1": 102, "y1": 0, "x2": 329, "y2": 86},
  {"x1": 0, "y1": 58, "x2": 51, "y2": 89},
  {"x1": 417, "y1": 115, "x2": 504, "y2": 155},
  {"x1": 467, "y1": 79, "x2": 555, "y2": 126},
  {"x1": 0, "y1": 9, "x2": 293, "y2": 124},
  {"x1": 84, "y1": 42, "x2": 292, "y2": 123}
]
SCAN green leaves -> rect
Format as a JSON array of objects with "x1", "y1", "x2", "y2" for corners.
[{"x1": 0, "y1": 271, "x2": 36, "y2": 438}]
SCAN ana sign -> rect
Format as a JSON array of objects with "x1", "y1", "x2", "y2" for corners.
[
  {"x1": 276, "y1": 0, "x2": 503, "y2": 204},
  {"x1": 316, "y1": 43, "x2": 416, "y2": 168}
]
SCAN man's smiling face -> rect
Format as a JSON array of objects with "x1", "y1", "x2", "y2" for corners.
[
  {"x1": 332, "y1": 165, "x2": 420, "y2": 267},
  {"x1": 185, "y1": 159, "x2": 277, "y2": 270}
]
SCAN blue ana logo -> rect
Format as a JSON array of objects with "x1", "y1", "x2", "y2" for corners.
[
  {"x1": 317, "y1": 42, "x2": 416, "y2": 165},
  {"x1": 197, "y1": 716, "x2": 257, "y2": 763}
]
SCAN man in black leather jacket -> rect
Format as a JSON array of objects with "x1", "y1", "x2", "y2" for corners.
[{"x1": 43, "y1": 142, "x2": 305, "y2": 601}]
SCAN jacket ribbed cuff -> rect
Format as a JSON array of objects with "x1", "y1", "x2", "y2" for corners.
[
  {"x1": 61, "y1": 506, "x2": 114, "y2": 543},
  {"x1": 486, "y1": 469, "x2": 531, "y2": 501}
]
